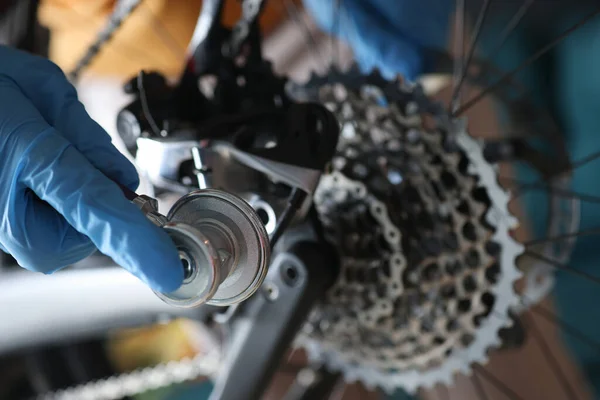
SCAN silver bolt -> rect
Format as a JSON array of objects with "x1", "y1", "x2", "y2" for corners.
[
  {"x1": 132, "y1": 195, "x2": 168, "y2": 226},
  {"x1": 263, "y1": 282, "x2": 279, "y2": 301},
  {"x1": 192, "y1": 146, "x2": 212, "y2": 189}
]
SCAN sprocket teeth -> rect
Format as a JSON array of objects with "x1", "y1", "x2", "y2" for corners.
[
  {"x1": 330, "y1": 64, "x2": 342, "y2": 75},
  {"x1": 362, "y1": 380, "x2": 377, "y2": 392},
  {"x1": 458, "y1": 362, "x2": 472, "y2": 376},
  {"x1": 370, "y1": 66, "x2": 382, "y2": 77},
  {"x1": 421, "y1": 379, "x2": 437, "y2": 391},
  {"x1": 347, "y1": 63, "x2": 361, "y2": 75},
  {"x1": 441, "y1": 373, "x2": 454, "y2": 386},
  {"x1": 393, "y1": 75, "x2": 404, "y2": 87},
  {"x1": 294, "y1": 67, "x2": 523, "y2": 394}
]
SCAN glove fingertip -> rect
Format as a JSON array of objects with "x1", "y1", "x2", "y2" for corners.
[
  {"x1": 138, "y1": 258, "x2": 184, "y2": 293},
  {"x1": 149, "y1": 270, "x2": 184, "y2": 293},
  {"x1": 125, "y1": 232, "x2": 185, "y2": 293},
  {"x1": 120, "y1": 169, "x2": 140, "y2": 192},
  {"x1": 100, "y1": 151, "x2": 141, "y2": 191}
]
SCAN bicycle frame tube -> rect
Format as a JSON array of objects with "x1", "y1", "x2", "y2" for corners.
[{"x1": 0, "y1": 267, "x2": 210, "y2": 355}]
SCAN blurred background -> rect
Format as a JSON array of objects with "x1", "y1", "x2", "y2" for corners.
[{"x1": 1, "y1": 1, "x2": 599, "y2": 399}]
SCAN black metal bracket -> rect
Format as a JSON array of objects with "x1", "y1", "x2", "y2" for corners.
[
  {"x1": 282, "y1": 365, "x2": 342, "y2": 400},
  {"x1": 209, "y1": 240, "x2": 338, "y2": 400}
]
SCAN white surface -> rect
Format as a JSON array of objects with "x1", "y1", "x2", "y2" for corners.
[
  {"x1": 77, "y1": 77, "x2": 155, "y2": 196},
  {"x1": 0, "y1": 268, "x2": 200, "y2": 354}
]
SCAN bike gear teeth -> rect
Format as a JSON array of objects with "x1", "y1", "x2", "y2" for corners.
[{"x1": 293, "y1": 68, "x2": 524, "y2": 394}]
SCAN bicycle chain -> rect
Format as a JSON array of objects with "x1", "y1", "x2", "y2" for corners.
[
  {"x1": 225, "y1": 0, "x2": 265, "y2": 58},
  {"x1": 69, "y1": 0, "x2": 264, "y2": 80},
  {"x1": 294, "y1": 70, "x2": 523, "y2": 393},
  {"x1": 69, "y1": 0, "x2": 142, "y2": 81},
  {"x1": 39, "y1": 351, "x2": 220, "y2": 400}
]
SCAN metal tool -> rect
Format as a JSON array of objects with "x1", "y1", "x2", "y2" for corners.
[{"x1": 120, "y1": 184, "x2": 270, "y2": 308}]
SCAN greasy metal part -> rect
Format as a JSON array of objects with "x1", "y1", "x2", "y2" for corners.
[
  {"x1": 268, "y1": 188, "x2": 308, "y2": 249},
  {"x1": 127, "y1": 188, "x2": 270, "y2": 308},
  {"x1": 209, "y1": 240, "x2": 338, "y2": 400},
  {"x1": 68, "y1": 0, "x2": 142, "y2": 81},
  {"x1": 132, "y1": 102, "x2": 338, "y2": 197},
  {"x1": 187, "y1": 0, "x2": 225, "y2": 70},
  {"x1": 498, "y1": 312, "x2": 526, "y2": 350},
  {"x1": 211, "y1": 141, "x2": 323, "y2": 195},
  {"x1": 40, "y1": 349, "x2": 220, "y2": 400},
  {"x1": 192, "y1": 146, "x2": 213, "y2": 189},
  {"x1": 225, "y1": 0, "x2": 266, "y2": 58},
  {"x1": 166, "y1": 189, "x2": 271, "y2": 306},
  {"x1": 247, "y1": 195, "x2": 278, "y2": 235},
  {"x1": 134, "y1": 136, "x2": 261, "y2": 194},
  {"x1": 293, "y1": 70, "x2": 523, "y2": 393},
  {"x1": 155, "y1": 223, "x2": 224, "y2": 307},
  {"x1": 129, "y1": 191, "x2": 230, "y2": 307},
  {"x1": 421, "y1": 50, "x2": 578, "y2": 307},
  {"x1": 132, "y1": 195, "x2": 168, "y2": 227}
]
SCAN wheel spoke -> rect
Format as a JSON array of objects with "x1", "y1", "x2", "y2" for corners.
[
  {"x1": 450, "y1": 0, "x2": 493, "y2": 111},
  {"x1": 473, "y1": 365, "x2": 525, "y2": 400},
  {"x1": 525, "y1": 227, "x2": 600, "y2": 247},
  {"x1": 282, "y1": 0, "x2": 326, "y2": 70},
  {"x1": 487, "y1": 0, "x2": 534, "y2": 57},
  {"x1": 454, "y1": 5, "x2": 600, "y2": 116},
  {"x1": 531, "y1": 302, "x2": 600, "y2": 352},
  {"x1": 569, "y1": 148, "x2": 600, "y2": 171},
  {"x1": 526, "y1": 314, "x2": 580, "y2": 400},
  {"x1": 524, "y1": 250, "x2": 600, "y2": 286},
  {"x1": 332, "y1": 0, "x2": 342, "y2": 69},
  {"x1": 499, "y1": 169, "x2": 600, "y2": 204},
  {"x1": 438, "y1": 384, "x2": 451, "y2": 400},
  {"x1": 471, "y1": 369, "x2": 490, "y2": 400},
  {"x1": 450, "y1": 0, "x2": 466, "y2": 112}
]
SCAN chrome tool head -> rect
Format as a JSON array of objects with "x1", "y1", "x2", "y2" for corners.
[{"x1": 157, "y1": 189, "x2": 271, "y2": 307}]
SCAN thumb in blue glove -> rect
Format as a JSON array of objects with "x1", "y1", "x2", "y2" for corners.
[
  {"x1": 303, "y1": 0, "x2": 453, "y2": 81},
  {"x1": 0, "y1": 46, "x2": 183, "y2": 292}
]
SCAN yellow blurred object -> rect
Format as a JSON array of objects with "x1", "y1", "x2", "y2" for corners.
[
  {"x1": 38, "y1": 0, "x2": 297, "y2": 80},
  {"x1": 106, "y1": 319, "x2": 206, "y2": 372},
  {"x1": 39, "y1": 0, "x2": 201, "y2": 79}
]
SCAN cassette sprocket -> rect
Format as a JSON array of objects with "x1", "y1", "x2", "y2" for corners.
[{"x1": 292, "y1": 69, "x2": 524, "y2": 393}]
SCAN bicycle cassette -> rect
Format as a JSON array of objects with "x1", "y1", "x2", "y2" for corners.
[{"x1": 292, "y1": 68, "x2": 524, "y2": 393}]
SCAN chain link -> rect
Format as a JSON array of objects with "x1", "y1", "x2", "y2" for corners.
[
  {"x1": 226, "y1": 0, "x2": 265, "y2": 58},
  {"x1": 40, "y1": 351, "x2": 220, "y2": 400},
  {"x1": 69, "y1": 0, "x2": 142, "y2": 81}
]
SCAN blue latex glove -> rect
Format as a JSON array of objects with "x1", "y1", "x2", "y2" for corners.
[
  {"x1": 0, "y1": 46, "x2": 183, "y2": 292},
  {"x1": 303, "y1": 0, "x2": 453, "y2": 81}
]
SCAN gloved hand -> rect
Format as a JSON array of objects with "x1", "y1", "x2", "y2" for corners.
[
  {"x1": 303, "y1": 0, "x2": 453, "y2": 81},
  {"x1": 0, "y1": 46, "x2": 183, "y2": 292}
]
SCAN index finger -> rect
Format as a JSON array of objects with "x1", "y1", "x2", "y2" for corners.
[
  {"x1": 0, "y1": 46, "x2": 140, "y2": 190},
  {"x1": 0, "y1": 76, "x2": 183, "y2": 291},
  {"x1": 20, "y1": 128, "x2": 184, "y2": 292}
]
